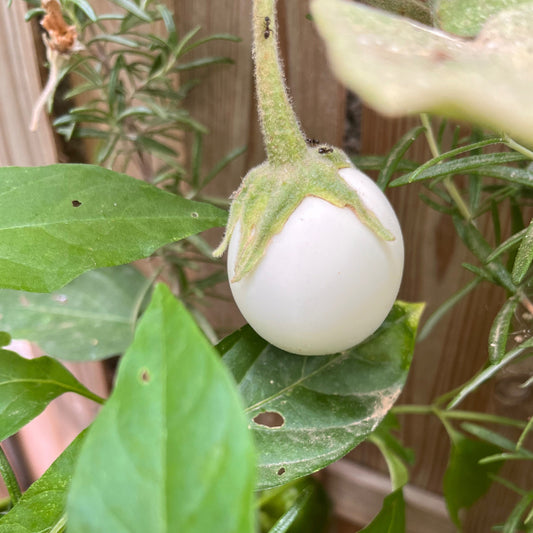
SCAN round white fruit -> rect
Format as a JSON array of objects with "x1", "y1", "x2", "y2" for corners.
[{"x1": 227, "y1": 166, "x2": 404, "y2": 355}]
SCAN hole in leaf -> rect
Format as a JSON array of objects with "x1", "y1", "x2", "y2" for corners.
[
  {"x1": 72, "y1": 200, "x2": 82, "y2": 207},
  {"x1": 139, "y1": 368, "x2": 151, "y2": 383},
  {"x1": 191, "y1": 212, "x2": 199, "y2": 218},
  {"x1": 277, "y1": 467, "x2": 286, "y2": 476},
  {"x1": 253, "y1": 411, "x2": 285, "y2": 428}
]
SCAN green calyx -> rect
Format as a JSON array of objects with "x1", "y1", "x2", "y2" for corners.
[
  {"x1": 213, "y1": 0, "x2": 393, "y2": 280},
  {"x1": 213, "y1": 146, "x2": 395, "y2": 282}
]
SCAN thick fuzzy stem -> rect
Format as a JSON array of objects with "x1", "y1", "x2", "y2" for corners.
[{"x1": 253, "y1": 0, "x2": 307, "y2": 165}]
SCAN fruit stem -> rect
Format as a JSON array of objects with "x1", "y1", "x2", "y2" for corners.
[{"x1": 252, "y1": 0, "x2": 307, "y2": 165}]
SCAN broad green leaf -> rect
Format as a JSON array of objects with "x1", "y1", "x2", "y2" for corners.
[
  {"x1": 512, "y1": 218, "x2": 533, "y2": 284},
  {"x1": 432, "y1": 0, "x2": 532, "y2": 37},
  {"x1": 67, "y1": 284, "x2": 255, "y2": 533},
  {"x1": 0, "y1": 432, "x2": 84, "y2": 532},
  {"x1": 311, "y1": 1, "x2": 533, "y2": 147},
  {"x1": 359, "y1": 488, "x2": 406, "y2": 533},
  {"x1": 0, "y1": 265, "x2": 148, "y2": 361},
  {"x1": 0, "y1": 350, "x2": 103, "y2": 442},
  {"x1": 0, "y1": 165, "x2": 226, "y2": 293},
  {"x1": 488, "y1": 296, "x2": 519, "y2": 363},
  {"x1": 443, "y1": 434, "x2": 503, "y2": 529},
  {"x1": 260, "y1": 478, "x2": 331, "y2": 533},
  {"x1": 219, "y1": 301, "x2": 423, "y2": 489}
]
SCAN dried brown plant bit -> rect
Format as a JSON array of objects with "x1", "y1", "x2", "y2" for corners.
[{"x1": 41, "y1": 0, "x2": 78, "y2": 54}]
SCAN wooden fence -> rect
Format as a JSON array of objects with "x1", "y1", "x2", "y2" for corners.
[{"x1": 1, "y1": 1, "x2": 531, "y2": 531}]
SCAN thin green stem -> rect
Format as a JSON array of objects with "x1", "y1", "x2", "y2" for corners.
[
  {"x1": 0, "y1": 446, "x2": 21, "y2": 506},
  {"x1": 392, "y1": 405, "x2": 527, "y2": 429},
  {"x1": 420, "y1": 113, "x2": 473, "y2": 222},
  {"x1": 392, "y1": 404, "x2": 433, "y2": 416},
  {"x1": 252, "y1": 0, "x2": 307, "y2": 165},
  {"x1": 516, "y1": 416, "x2": 533, "y2": 450},
  {"x1": 0, "y1": 496, "x2": 11, "y2": 512},
  {"x1": 434, "y1": 407, "x2": 459, "y2": 444},
  {"x1": 503, "y1": 134, "x2": 533, "y2": 160},
  {"x1": 444, "y1": 177, "x2": 473, "y2": 222},
  {"x1": 491, "y1": 474, "x2": 528, "y2": 496},
  {"x1": 420, "y1": 113, "x2": 440, "y2": 158},
  {"x1": 50, "y1": 513, "x2": 67, "y2": 533}
]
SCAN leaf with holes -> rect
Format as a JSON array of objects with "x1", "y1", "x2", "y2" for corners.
[
  {"x1": 0, "y1": 265, "x2": 148, "y2": 361},
  {"x1": 0, "y1": 350, "x2": 103, "y2": 442},
  {"x1": 0, "y1": 165, "x2": 226, "y2": 293},
  {"x1": 67, "y1": 284, "x2": 256, "y2": 533},
  {"x1": 311, "y1": 0, "x2": 533, "y2": 147},
  {"x1": 219, "y1": 301, "x2": 423, "y2": 489},
  {"x1": 0, "y1": 432, "x2": 84, "y2": 531}
]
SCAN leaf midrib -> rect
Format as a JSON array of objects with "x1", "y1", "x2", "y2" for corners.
[
  {"x1": 4, "y1": 305, "x2": 132, "y2": 324},
  {"x1": 0, "y1": 213, "x2": 217, "y2": 232}
]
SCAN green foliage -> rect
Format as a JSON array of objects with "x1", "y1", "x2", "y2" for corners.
[
  {"x1": 443, "y1": 433, "x2": 503, "y2": 529},
  {"x1": 259, "y1": 477, "x2": 331, "y2": 533},
  {"x1": 67, "y1": 284, "x2": 256, "y2": 533},
  {"x1": 47, "y1": 0, "x2": 240, "y2": 186},
  {"x1": 0, "y1": 349, "x2": 103, "y2": 442},
  {"x1": 0, "y1": 165, "x2": 226, "y2": 292},
  {"x1": 512, "y1": 218, "x2": 533, "y2": 284},
  {"x1": 364, "y1": 0, "x2": 431, "y2": 24},
  {"x1": 370, "y1": 414, "x2": 414, "y2": 491},
  {"x1": 0, "y1": 265, "x2": 148, "y2": 361},
  {"x1": 359, "y1": 488, "x2": 406, "y2": 533},
  {"x1": 219, "y1": 301, "x2": 423, "y2": 489},
  {"x1": 0, "y1": 333, "x2": 10, "y2": 348},
  {"x1": 431, "y1": 0, "x2": 533, "y2": 37},
  {"x1": 311, "y1": 0, "x2": 533, "y2": 148},
  {"x1": 0, "y1": 433, "x2": 84, "y2": 532},
  {"x1": 0, "y1": 0, "x2": 531, "y2": 531}
]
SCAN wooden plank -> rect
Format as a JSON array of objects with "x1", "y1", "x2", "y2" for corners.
[{"x1": 0, "y1": 2, "x2": 57, "y2": 166}]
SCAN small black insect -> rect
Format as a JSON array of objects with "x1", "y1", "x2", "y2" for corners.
[
  {"x1": 71, "y1": 200, "x2": 82, "y2": 207},
  {"x1": 306, "y1": 138, "x2": 320, "y2": 146},
  {"x1": 318, "y1": 147, "x2": 334, "y2": 154},
  {"x1": 264, "y1": 16, "x2": 273, "y2": 39}
]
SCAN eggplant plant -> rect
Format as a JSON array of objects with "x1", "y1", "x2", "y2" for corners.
[{"x1": 0, "y1": 0, "x2": 531, "y2": 531}]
